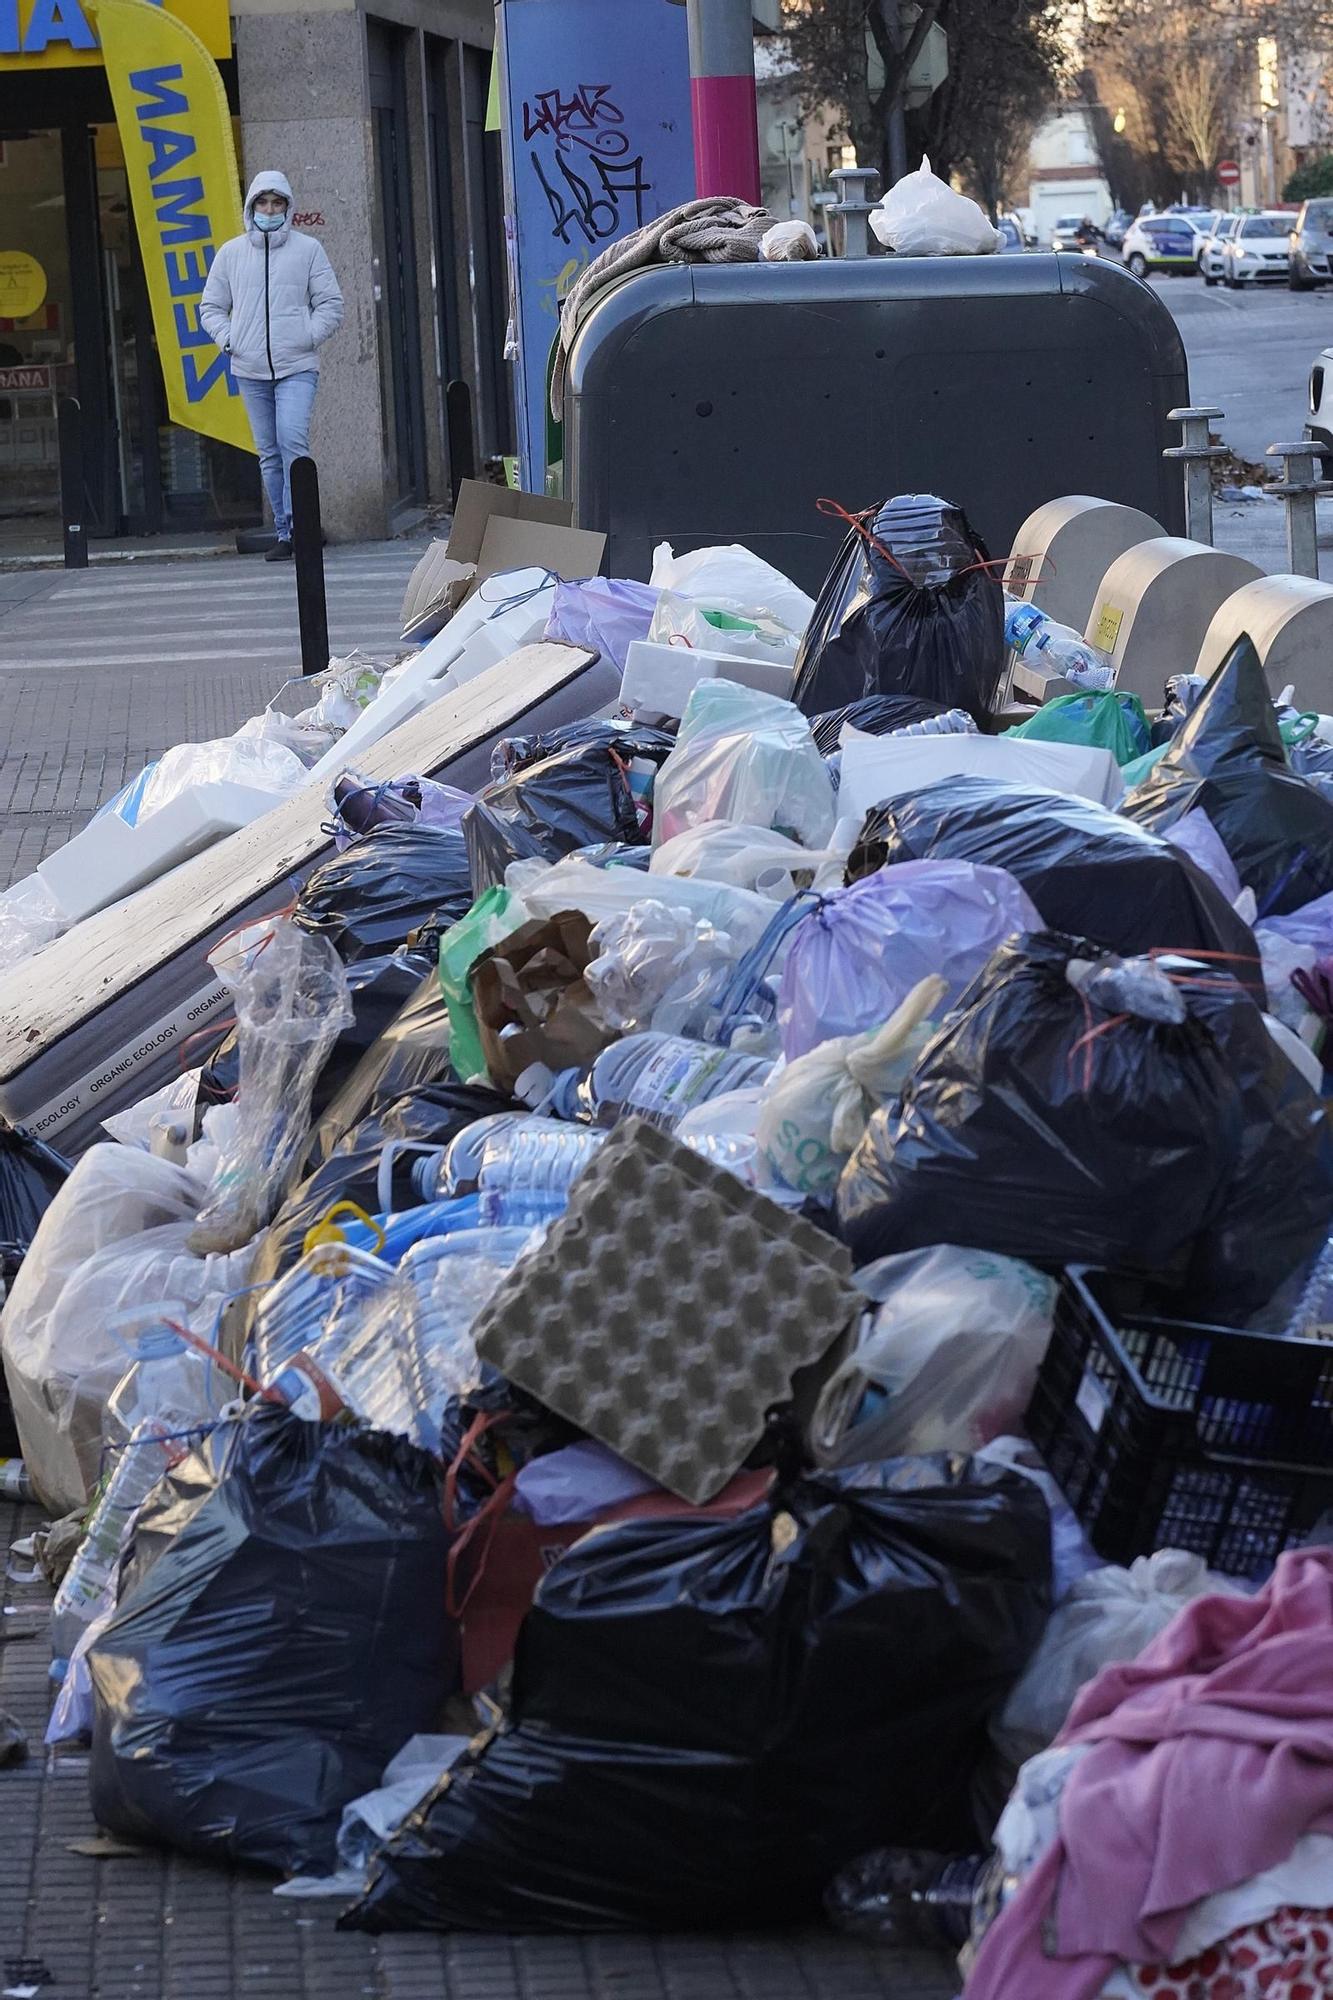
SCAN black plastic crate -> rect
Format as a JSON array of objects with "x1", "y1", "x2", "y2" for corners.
[{"x1": 1027, "y1": 1267, "x2": 1333, "y2": 1575}]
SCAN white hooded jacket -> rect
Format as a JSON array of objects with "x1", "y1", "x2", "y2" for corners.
[{"x1": 200, "y1": 171, "x2": 343, "y2": 382}]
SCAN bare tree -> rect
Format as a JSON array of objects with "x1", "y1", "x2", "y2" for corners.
[{"x1": 783, "y1": 0, "x2": 1062, "y2": 195}]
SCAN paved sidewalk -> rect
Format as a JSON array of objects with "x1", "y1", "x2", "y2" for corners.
[{"x1": 0, "y1": 542, "x2": 421, "y2": 886}]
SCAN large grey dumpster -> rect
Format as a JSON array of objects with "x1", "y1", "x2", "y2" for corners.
[{"x1": 564, "y1": 254, "x2": 1188, "y2": 593}]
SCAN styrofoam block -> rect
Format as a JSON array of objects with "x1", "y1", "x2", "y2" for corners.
[
  {"x1": 620, "y1": 639, "x2": 796, "y2": 717},
  {"x1": 837, "y1": 726, "x2": 1124, "y2": 824},
  {"x1": 38, "y1": 781, "x2": 289, "y2": 924},
  {"x1": 304, "y1": 569, "x2": 556, "y2": 786},
  {"x1": 473, "y1": 1116, "x2": 860, "y2": 1504}
]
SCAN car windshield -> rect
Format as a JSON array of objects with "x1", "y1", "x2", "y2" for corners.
[
  {"x1": 1217, "y1": 216, "x2": 1238, "y2": 237},
  {"x1": 1240, "y1": 216, "x2": 1286, "y2": 238},
  {"x1": 998, "y1": 220, "x2": 1020, "y2": 245},
  {"x1": 1304, "y1": 201, "x2": 1333, "y2": 229},
  {"x1": 1055, "y1": 216, "x2": 1084, "y2": 229}
]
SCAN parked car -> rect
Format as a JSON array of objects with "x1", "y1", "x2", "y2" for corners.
[
  {"x1": 1222, "y1": 212, "x2": 1292, "y2": 286},
  {"x1": 1198, "y1": 213, "x2": 1240, "y2": 285},
  {"x1": 1103, "y1": 209, "x2": 1133, "y2": 249},
  {"x1": 1307, "y1": 345, "x2": 1333, "y2": 472},
  {"x1": 1120, "y1": 214, "x2": 1201, "y2": 276},
  {"x1": 996, "y1": 216, "x2": 1025, "y2": 253},
  {"x1": 1289, "y1": 198, "x2": 1333, "y2": 290}
]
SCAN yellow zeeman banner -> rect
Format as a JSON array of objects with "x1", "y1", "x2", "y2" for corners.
[{"x1": 89, "y1": 0, "x2": 254, "y2": 454}]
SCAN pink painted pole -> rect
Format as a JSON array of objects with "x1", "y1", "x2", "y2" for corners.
[{"x1": 686, "y1": 0, "x2": 762, "y2": 202}]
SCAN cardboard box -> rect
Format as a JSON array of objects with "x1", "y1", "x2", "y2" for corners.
[{"x1": 401, "y1": 480, "x2": 606, "y2": 642}]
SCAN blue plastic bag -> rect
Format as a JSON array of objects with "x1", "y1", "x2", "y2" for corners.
[{"x1": 544, "y1": 578, "x2": 658, "y2": 672}]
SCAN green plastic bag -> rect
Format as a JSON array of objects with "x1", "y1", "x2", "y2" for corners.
[
  {"x1": 1119, "y1": 741, "x2": 1171, "y2": 790},
  {"x1": 438, "y1": 887, "x2": 527, "y2": 1084},
  {"x1": 1006, "y1": 691, "x2": 1150, "y2": 767}
]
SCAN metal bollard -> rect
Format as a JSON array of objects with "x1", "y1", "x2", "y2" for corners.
[
  {"x1": 829, "y1": 167, "x2": 880, "y2": 259},
  {"x1": 1265, "y1": 440, "x2": 1326, "y2": 580},
  {"x1": 56, "y1": 397, "x2": 88, "y2": 570},
  {"x1": 446, "y1": 379, "x2": 476, "y2": 509},
  {"x1": 1163, "y1": 406, "x2": 1226, "y2": 547},
  {"x1": 290, "y1": 454, "x2": 330, "y2": 677}
]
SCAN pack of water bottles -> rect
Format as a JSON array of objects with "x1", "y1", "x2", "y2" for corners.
[{"x1": 10, "y1": 507, "x2": 1333, "y2": 1937}]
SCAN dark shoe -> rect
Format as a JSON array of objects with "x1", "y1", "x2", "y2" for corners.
[{"x1": 265, "y1": 539, "x2": 293, "y2": 562}]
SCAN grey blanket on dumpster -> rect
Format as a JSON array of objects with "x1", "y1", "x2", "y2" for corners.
[{"x1": 550, "y1": 197, "x2": 815, "y2": 420}]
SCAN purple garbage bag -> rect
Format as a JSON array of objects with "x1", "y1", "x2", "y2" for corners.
[{"x1": 777, "y1": 859, "x2": 1041, "y2": 1060}]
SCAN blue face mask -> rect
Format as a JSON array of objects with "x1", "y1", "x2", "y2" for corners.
[{"x1": 254, "y1": 207, "x2": 286, "y2": 233}]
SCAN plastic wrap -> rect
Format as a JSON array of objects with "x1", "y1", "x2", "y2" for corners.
[
  {"x1": 776, "y1": 858, "x2": 1041, "y2": 1060},
  {"x1": 848, "y1": 776, "x2": 1265, "y2": 1005},
  {"x1": 585, "y1": 900, "x2": 739, "y2": 1036},
  {"x1": 489, "y1": 717, "x2": 676, "y2": 784},
  {"x1": 810, "y1": 1246, "x2": 1057, "y2": 1466},
  {"x1": 1122, "y1": 638, "x2": 1333, "y2": 917},
  {"x1": 344, "y1": 1457, "x2": 1050, "y2": 1933},
  {"x1": 135, "y1": 733, "x2": 307, "y2": 821},
  {"x1": 0, "y1": 872, "x2": 65, "y2": 964},
  {"x1": 88, "y1": 1403, "x2": 452, "y2": 1875},
  {"x1": 513, "y1": 855, "x2": 778, "y2": 953},
  {"x1": 652, "y1": 681, "x2": 835, "y2": 849},
  {"x1": 837, "y1": 932, "x2": 1333, "y2": 1320},
  {"x1": 189, "y1": 920, "x2": 354, "y2": 1255},
  {"x1": 328, "y1": 772, "x2": 472, "y2": 849},
  {"x1": 792, "y1": 495, "x2": 1004, "y2": 724}
]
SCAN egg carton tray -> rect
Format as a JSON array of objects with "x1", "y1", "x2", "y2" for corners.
[{"x1": 472, "y1": 1116, "x2": 861, "y2": 1504}]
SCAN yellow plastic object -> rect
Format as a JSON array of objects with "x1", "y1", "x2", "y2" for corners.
[{"x1": 302, "y1": 1201, "x2": 384, "y2": 1255}]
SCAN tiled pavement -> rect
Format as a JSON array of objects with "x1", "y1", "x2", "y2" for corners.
[{"x1": 0, "y1": 547, "x2": 959, "y2": 2000}]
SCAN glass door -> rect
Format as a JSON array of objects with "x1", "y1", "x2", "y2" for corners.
[{"x1": 0, "y1": 128, "x2": 73, "y2": 535}]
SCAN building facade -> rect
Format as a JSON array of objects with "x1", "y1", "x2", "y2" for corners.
[{"x1": 0, "y1": 0, "x2": 508, "y2": 546}]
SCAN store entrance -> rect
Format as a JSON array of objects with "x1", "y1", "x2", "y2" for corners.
[{"x1": 0, "y1": 115, "x2": 259, "y2": 549}]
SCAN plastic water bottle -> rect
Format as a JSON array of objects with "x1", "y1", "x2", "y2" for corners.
[
  {"x1": 0, "y1": 1457, "x2": 33, "y2": 1502},
  {"x1": 1005, "y1": 597, "x2": 1114, "y2": 689},
  {"x1": 551, "y1": 1031, "x2": 774, "y2": 1129},
  {"x1": 475, "y1": 1121, "x2": 605, "y2": 1225},
  {"x1": 49, "y1": 1419, "x2": 191, "y2": 1661}
]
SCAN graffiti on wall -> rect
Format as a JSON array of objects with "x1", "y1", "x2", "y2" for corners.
[{"x1": 523, "y1": 83, "x2": 653, "y2": 249}]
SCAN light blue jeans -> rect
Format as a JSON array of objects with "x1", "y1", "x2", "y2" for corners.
[{"x1": 237, "y1": 370, "x2": 318, "y2": 542}]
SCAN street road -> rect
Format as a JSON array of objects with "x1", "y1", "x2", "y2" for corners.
[{"x1": 1153, "y1": 274, "x2": 1333, "y2": 465}]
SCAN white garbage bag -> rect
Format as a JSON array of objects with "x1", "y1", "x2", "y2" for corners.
[
  {"x1": 0, "y1": 1146, "x2": 252, "y2": 1513},
  {"x1": 755, "y1": 975, "x2": 945, "y2": 1196},
  {"x1": 648, "y1": 541, "x2": 815, "y2": 641},
  {"x1": 991, "y1": 1550, "x2": 1244, "y2": 1768},
  {"x1": 652, "y1": 681, "x2": 836, "y2": 849},
  {"x1": 870, "y1": 157, "x2": 1003, "y2": 256},
  {"x1": 810, "y1": 1244, "x2": 1056, "y2": 1466}
]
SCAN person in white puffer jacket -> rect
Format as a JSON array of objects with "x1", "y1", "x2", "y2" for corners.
[{"x1": 201, "y1": 170, "x2": 344, "y2": 560}]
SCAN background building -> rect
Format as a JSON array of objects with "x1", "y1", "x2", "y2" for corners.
[{"x1": 0, "y1": 0, "x2": 507, "y2": 546}]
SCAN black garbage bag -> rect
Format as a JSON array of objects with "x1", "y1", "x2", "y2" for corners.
[
  {"x1": 808, "y1": 693, "x2": 951, "y2": 756},
  {"x1": 1121, "y1": 637, "x2": 1333, "y2": 917},
  {"x1": 792, "y1": 495, "x2": 1004, "y2": 725},
  {"x1": 288, "y1": 964, "x2": 454, "y2": 1189},
  {"x1": 343, "y1": 1455, "x2": 1050, "y2": 1934},
  {"x1": 0, "y1": 1125, "x2": 69, "y2": 1275},
  {"x1": 837, "y1": 931, "x2": 1333, "y2": 1320},
  {"x1": 464, "y1": 741, "x2": 648, "y2": 896},
  {"x1": 88, "y1": 1402, "x2": 452, "y2": 1875},
  {"x1": 850, "y1": 776, "x2": 1264, "y2": 1004},
  {"x1": 294, "y1": 824, "x2": 474, "y2": 961},
  {"x1": 245, "y1": 1078, "x2": 514, "y2": 1308},
  {"x1": 491, "y1": 717, "x2": 676, "y2": 781}
]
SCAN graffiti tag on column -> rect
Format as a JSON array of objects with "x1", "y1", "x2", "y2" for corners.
[{"x1": 524, "y1": 82, "x2": 653, "y2": 246}]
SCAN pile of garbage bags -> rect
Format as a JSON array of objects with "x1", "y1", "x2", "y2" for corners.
[{"x1": 4, "y1": 492, "x2": 1333, "y2": 1993}]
